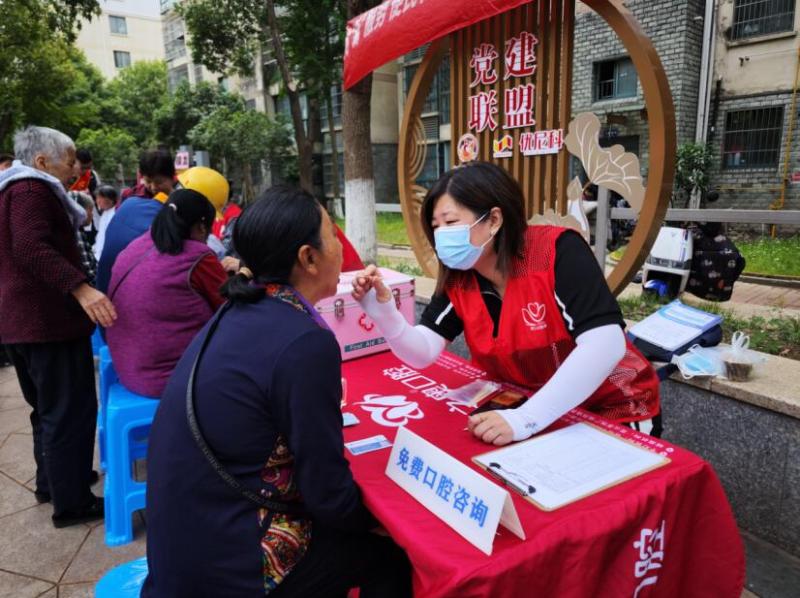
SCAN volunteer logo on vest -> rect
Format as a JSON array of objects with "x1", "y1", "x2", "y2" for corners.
[
  {"x1": 521, "y1": 302, "x2": 547, "y2": 331},
  {"x1": 356, "y1": 394, "x2": 425, "y2": 427}
]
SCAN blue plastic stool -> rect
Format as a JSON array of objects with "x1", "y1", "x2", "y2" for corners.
[
  {"x1": 98, "y1": 347, "x2": 149, "y2": 473},
  {"x1": 92, "y1": 327, "x2": 106, "y2": 358},
  {"x1": 97, "y1": 347, "x2": 116, "y2": 472},
  {"x1": 104, "y1": 380, "x2": 158, "y2": 546},
  {"x1": 95, "y1": 557, "x2": 148, "y2": 597}
]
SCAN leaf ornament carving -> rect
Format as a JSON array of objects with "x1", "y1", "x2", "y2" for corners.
[
  {"x1": 528, "y1": 208, "x2": 586, "y2": 237},
  {"x1": 564, "y1": 112, "x2": 645, "y2": 213}
]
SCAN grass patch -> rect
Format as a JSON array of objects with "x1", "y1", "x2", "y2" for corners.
[
  {"x1": 376, "y1": 256, "x2": 424, "y2": 277},
  {"x1": 738, "y1": 236, "x2": 800, "y2": 277},
  {"x1": 334, "y1": 213, "x2": 411, "y2": 246},
  {"x1": 618, "y1": 293, "x2": 800, "y2": 360}
]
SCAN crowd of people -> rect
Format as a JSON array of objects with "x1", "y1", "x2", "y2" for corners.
[{"x1": 1, "y1": 124, "x2": 660, "y2": 596}]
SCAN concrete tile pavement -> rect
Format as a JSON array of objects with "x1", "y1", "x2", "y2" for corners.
[{"x1": 0, "y1": 366, "x2": 145, "y2": 596}]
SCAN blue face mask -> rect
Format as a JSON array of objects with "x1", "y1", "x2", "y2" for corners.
[{"x1": 434, "y1": 212, "x2": 494, "y2": 270}]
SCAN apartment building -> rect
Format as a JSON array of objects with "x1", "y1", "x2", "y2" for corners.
[{"x1": 75, "y1": 0, "x2": 165, "y2": 79}]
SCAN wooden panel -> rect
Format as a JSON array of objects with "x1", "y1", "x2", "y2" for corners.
[{"x1": 448, "y1": 1, "x2": 574, "y2": 221}]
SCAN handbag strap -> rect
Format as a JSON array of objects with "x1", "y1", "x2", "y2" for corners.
[{"x1": 185, "y1": 304, "x2": 305, "y2": 515}]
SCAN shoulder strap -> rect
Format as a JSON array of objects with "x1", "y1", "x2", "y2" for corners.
[{"x1": 185, "y1": 304, "x2": 305, "y2": 515}]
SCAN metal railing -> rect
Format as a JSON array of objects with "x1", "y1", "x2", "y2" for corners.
[{"x1": 593, "y1": 186, "x2": 800, "y2": 268}]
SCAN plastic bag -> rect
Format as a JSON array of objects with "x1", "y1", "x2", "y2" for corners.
[{"x1": 720, "y1": 332, "x2": 766, "y2": 382}]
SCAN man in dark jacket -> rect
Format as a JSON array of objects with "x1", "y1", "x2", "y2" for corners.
[{"x1": 0, "y1": 126, "x2": 117, "y2": 528}]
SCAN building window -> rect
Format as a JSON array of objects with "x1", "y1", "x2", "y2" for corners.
[
  {"x1": 163, "y1": 16, "x2": 186, "y2": 61},
  {"x1": 402, "y1": 55, "x2": 451, "y2": 124},
  {"x1": 730, "y1": 0, "x2": 795, "y2": 40},
  {"x1": 168, "y1": 64, "x2": 190, "y2": 92},
  {"x1": 109, "y1": 15, "x2": 127, "y2": 35},
  {"x1": 193, "y1": 64, "x2": 204, "y2": 84},
  {"x1": 723, "y1": 106, "x2": 784, "y2": 169},
  {"x1": 593, "y1": 57, "x2": 637, "y2": 101},
  {"x1": 320, "y1": 84, "x2": 343, "y2": 130},
  {"x1": 113, "y1": 51, "x2": 131, "y2": 69},
  {"x1": 323, "y1": 153, "x2": 345, "y2": 197},
  {"x1": 245, "y1": 99, "x2": 257, "y2": 110}
]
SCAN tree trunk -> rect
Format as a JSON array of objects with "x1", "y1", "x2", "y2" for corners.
[
  {"x1": 325, "y1": 93, "x2": 341, "y2": 201},
  {"x1": 265, "y1": 0, "x2": 313, "y2": 192},
  {"x1": 343, "y1": 0, "x2": 376, "y2": 263}
]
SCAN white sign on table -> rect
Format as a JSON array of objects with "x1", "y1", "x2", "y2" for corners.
[{"x1": 385, "y1": 426, "x2": 525, "y2": 556}]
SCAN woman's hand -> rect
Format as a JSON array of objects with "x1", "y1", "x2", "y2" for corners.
[
  {"x1": 467, "y1": 411, "x2": 514, "y2": 446},
  {"x1": 71, "y1": 283, "x2": 117, "y2": 328},
  {"x1": 351, "y1": 264, "x2": 391, "y2": 303},
  {"x1": 221, "y1": 256, "x2": 240, "y2": 274}
]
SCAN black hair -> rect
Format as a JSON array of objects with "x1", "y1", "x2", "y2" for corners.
[
  {"x1": 151, "y1": 189, "x2": 215, "y2": 255},
  {"x1": 76, "y1": 148, "x2": 92, "y2": 164},
  {"x1": 0, "y1": 153, "x2": 14, "y2": 164},
  {"x1": 221, "y1": 185, "x2": 323, "y2": 303},
  {"x1": 421, "y1": 161, "x2": 527, "y2": 293},
  {"x1": 96, "y1": 184, "x2": 118, "y2": 203},
  {"x1": 139, "y1": 149, "x2": 175, "y2": 179}
]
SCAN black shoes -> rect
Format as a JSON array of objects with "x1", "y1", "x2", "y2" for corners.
[
  {"x1": 52, "y1": 495, "x2": 104, "y2": 528},
  {"x1": 35, "y1": 470, "x2": 100, "y2": 504}
]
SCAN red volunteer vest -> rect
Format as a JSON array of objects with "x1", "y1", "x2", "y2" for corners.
[{"x1": 446, "y1": 225, "x2": 659, "y2": 423}]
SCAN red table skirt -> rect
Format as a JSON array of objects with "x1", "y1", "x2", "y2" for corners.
[{"x1": 342, "y1": 351, "x2": 745, "y2": 598}]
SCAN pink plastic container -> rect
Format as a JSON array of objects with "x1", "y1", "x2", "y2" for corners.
[{"x1": 315, "y1": 268, "x2": 416, "y2": 361}]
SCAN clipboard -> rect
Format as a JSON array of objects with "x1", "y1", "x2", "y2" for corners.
[{"x1": 472, "y1": 422, "x2": 671, "y2": 511}]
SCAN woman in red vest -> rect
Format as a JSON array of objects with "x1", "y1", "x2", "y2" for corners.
[{"x1": 352, "y1": 162, "x2": 660, "y2": 446}]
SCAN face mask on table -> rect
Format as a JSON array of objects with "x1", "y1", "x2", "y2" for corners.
[{"x1": 434, "y1": 212, "x2": 495, "y2": 270}]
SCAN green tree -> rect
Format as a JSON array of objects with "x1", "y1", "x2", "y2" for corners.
[
  {"x1": 0, "y1": 0, "x2": 101, "y2": 146},
  {"x1": 75, "y1": 127, "x2": 138, "y2": 184},
  {"x1": 179, "y1": 0, "x2": 345, "y2": 192},
  {"x1": 189, "y1": 105, "x2": 294, "y2": 201},
  {"x1": 104, "y1": 61, "x2": 169, "y2": 149},
  {"x1": 674, "y1": 143, "x2": 713, "y2": 209},
  {"x1": 155, "y1": 81, "x2": 246, "y2": 150}
]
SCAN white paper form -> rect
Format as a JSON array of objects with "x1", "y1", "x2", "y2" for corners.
[
  {"x1": 629, "y1": 300, "x2": 723, "y2": 351},
  {"x1": 474, "y1": 423, "x2": 668, "y2": 510}
]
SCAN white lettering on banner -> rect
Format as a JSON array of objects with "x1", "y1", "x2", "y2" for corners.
[
  {"x1": 356, "y1": 394, "x2": 424, "y2": 427},
  {"x1": 345, "y1": 0, "x2": 427, "y2": 54},
  {"x1": 381, "y1": 364, "x2": 469, "y2": 413},
  {"x1": 633, "y1": 520, "x2": 666, "y2": 597},
  {"x1": 520, "y1": 129, "x2": 564, "y2": 156},
  {"x1": 386, "y1": 427, "x2": 525, "y2": 555}
]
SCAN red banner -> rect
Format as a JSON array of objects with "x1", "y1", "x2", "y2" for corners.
[{"x1": 344, "y1": 0, "x2": 536, "y2": 89}]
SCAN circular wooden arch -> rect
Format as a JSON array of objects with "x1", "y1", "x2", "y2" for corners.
[{"x1": 397, "y1": 0, "x2": 676, "y2": 295}]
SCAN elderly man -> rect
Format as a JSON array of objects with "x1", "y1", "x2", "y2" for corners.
[{"x1": 0, "y1": 126, "x2": 116, "y2": 528}]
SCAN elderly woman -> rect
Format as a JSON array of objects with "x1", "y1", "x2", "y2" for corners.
[
  {"x1": 0, "y1": 126, "x2": 116, "y2": 527},
  {"x1": 142, "y1": 186, "x2": 411, "y2": 597},
  {"x1": 106, "y1": 189, "x2": 227, "y2": 398}
]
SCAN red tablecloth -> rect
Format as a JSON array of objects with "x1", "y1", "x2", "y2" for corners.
[{"x1": 342, "y1": 351, "x2": 745, "y2": 598}]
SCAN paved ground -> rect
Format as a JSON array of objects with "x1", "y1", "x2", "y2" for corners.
[{"x1": 0, "y1": 366, "x2": 146, "y2": 597}]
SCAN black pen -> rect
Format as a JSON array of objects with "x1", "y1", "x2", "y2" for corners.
[{"x1": 488, "y1": 462, "x2": 536, "y2": 497}]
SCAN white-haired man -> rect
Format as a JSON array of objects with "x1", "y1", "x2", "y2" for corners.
[{"x1": 0, "y1": 126, "x2": 117, "y2": 528}]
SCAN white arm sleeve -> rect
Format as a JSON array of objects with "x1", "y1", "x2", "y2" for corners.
[
  {"x1": 358, "y1": 289, "x2": 446, "y2": 369},
  {"x1": 496, "y1": 324, "x2": 627, "y2": 441}
]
